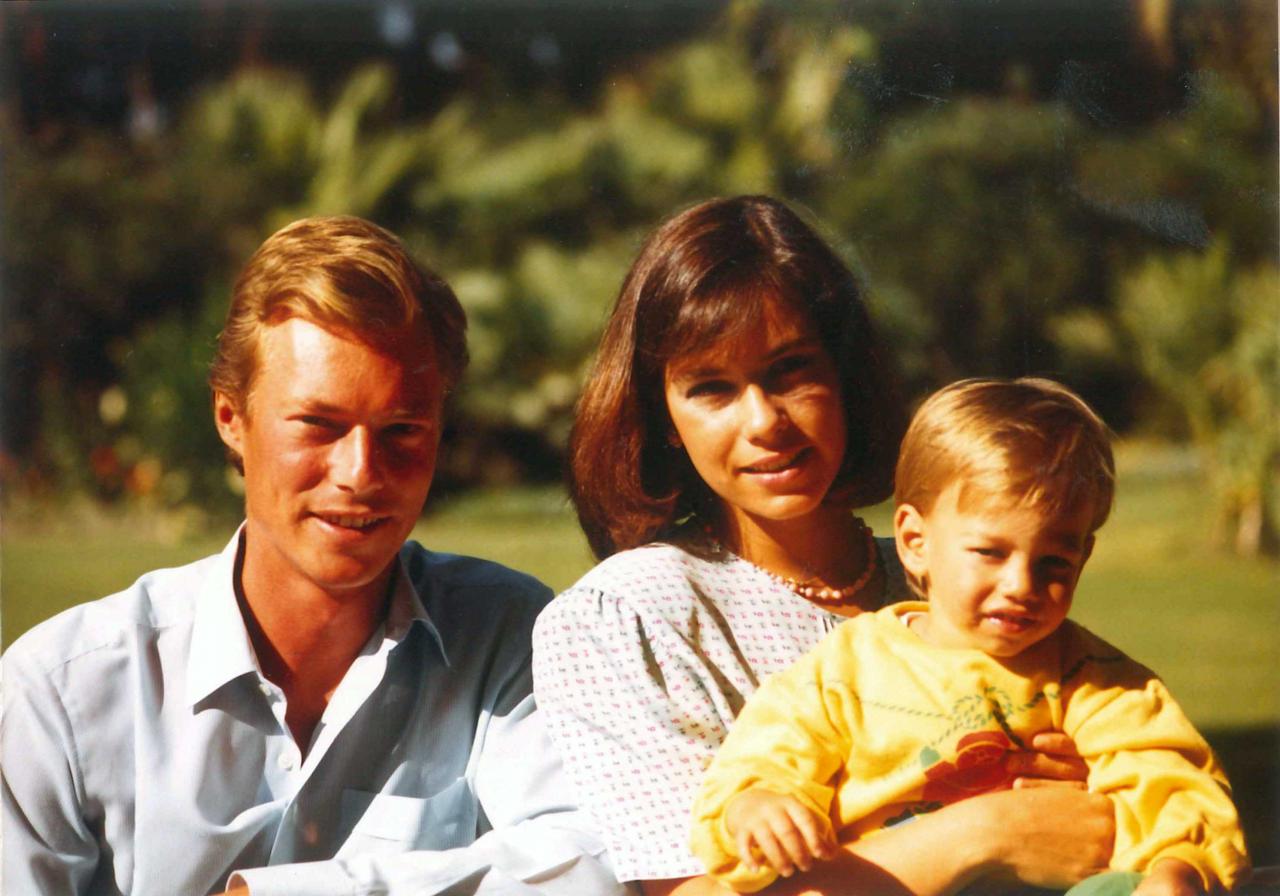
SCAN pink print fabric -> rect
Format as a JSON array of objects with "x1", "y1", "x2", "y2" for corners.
[{"x1": 531, "y1": 540, "x2": 904, "y2": 882}]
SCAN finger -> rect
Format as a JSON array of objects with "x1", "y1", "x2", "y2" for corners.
[
  {"x1": 767, "y1": 816, "x2": 817, "y2": 872},
  {"x1": 1013, "y1": 775, "x2": 1088, "y2": 790},
  {"x1": 1010, "y1": 748, "x2": 1089, "y2": 782},
  {"x1": 1029, "y1": 731, "x2": 1081, "y2": 757},
  {"x1": 785, "y1": 803, "x2": 838, "y2": 861},
  {"x1": 754, "y1": 827, "x2": 796, "y2": 878},
  {"x1": 736, "y1": 828, "x2": 759, "y2": 873}
]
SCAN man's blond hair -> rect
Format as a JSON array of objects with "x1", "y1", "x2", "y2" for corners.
[
  {"x1": 208, "y1": 216, "x2": 467, "y2": 469},
  {"x1": 895, "y1": 377, "x2": 1115, "y2": 531}
]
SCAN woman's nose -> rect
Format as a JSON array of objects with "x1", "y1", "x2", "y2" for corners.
[{"x1": 740, "y1": 384, "x2": 786, "y2": 439}]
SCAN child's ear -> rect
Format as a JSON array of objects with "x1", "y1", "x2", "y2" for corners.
[
  {"x1": 1077, "y1": 534, "x2": 1095, "y2": 575},
  {"x1": 894, "y1": 503, "x2": 930, "y2": 581}
]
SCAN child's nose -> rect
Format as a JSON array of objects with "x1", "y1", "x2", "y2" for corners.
[{"x1": 999, "y1": 561, "x2": 1034, "y2": 598}]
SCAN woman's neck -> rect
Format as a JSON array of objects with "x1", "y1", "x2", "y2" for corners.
[{"x1": 722, "y1": 504, "x2": 873, "y2": 590}]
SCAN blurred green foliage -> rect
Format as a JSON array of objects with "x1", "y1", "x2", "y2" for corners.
[{"x1": 3, "y1": 0, "x2": 1276, "y2": 553}]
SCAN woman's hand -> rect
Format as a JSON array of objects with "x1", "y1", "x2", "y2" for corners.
[
  {"x1": 643, "y1": 782, "x2": 1115, "y2": 896},
  {"x1": 968, "y1": 786, "x2": 1116, "y2": 889},
  {"x1": 1008, "y1": 731, "x2": 1091, "y2": 789}
]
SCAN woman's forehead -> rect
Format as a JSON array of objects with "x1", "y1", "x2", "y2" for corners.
[{"x1": 665, "y1": 287, "x2": 816, "y2": 362}]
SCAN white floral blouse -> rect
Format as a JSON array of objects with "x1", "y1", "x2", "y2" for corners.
[{"x1": 531, "y1": 538, "x2": 908, "y2": 882}]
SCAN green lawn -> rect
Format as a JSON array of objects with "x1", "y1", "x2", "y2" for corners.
[
  {"x1": 3, "y1": 447, "x2": 1277, "y2": 861},
  {"x1": 6, "y1": 451, "x2": 1274, "y2": 730}
]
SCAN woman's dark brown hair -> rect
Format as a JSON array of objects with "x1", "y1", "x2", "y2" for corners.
[{"x1": 570, "y1": 195, "x2": 906, "y2": 559}]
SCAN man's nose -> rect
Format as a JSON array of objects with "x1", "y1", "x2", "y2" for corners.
[
  {"x1": 741, "y1": 385, "x2": 786, "y2": 440},
  {"x1": 331, "y1": 427, "x2": 383, "y2": 493}
]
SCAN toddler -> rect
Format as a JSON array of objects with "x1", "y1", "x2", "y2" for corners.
[{"x1": 690, "y1": 378, "x2": 1249, "y2": 895}]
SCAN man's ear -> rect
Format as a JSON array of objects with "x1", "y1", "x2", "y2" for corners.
[
  {"x1": 213, "y1": 391, "x2": 245, "y2": 457},
  {"x1": 894, "y1": 503, "x2": 930, "y2": 581}
]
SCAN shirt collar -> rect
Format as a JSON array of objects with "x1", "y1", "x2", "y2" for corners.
[
  {"x1": 184, "y1": 529, "x2": 450, "y2": 707},
  {"x1": 185, "y1": 525, "x2": 260, "y2": 707},
  {"x1": 383, "y1": 548, "x2": 449, "y2": 666}
]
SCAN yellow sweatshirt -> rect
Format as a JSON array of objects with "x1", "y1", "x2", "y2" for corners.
[{"x1": 690, "y1": 602, "x2": 1249, "y2": 893}]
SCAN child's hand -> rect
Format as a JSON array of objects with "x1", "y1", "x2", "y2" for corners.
[
  {"x1": 724, "y1": 788, "x2": 837, "y2": 878},
  {"x1": 1132, "y1": 858, "x2": 1206, "y2": 896}
]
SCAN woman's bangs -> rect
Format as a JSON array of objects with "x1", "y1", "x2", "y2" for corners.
[{"x1": 663, "y1": 271, "x2": 802, "y2": 364}]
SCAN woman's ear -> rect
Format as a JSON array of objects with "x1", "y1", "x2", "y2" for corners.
[{"x1": 894, "y1": 503, "x2": 930, "y2": 582}]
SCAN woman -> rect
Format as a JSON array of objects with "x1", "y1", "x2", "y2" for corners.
[{"x1": 532, "y1": 196, "x2": 1115, "y2": 895}]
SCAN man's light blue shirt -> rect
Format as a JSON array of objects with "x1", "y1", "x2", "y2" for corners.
[{"x1": 2, "y1": 528, "x2": 624, "y2": 896}]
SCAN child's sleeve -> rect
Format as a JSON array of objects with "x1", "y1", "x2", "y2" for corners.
[
  {"x1": 689, "y1": 627, "x2": 856, "y2": 893},
  {"x1": 1061, "y1": 631, "x2": 1251, "y2": 891}
]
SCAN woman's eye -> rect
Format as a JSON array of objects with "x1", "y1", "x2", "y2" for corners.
[
  {"x1": 773, "y1": 354, "x2": 813, "y2": 376},
  {"x1": 766, "y1": 353, "x2": 820, "y2": 389},
  {"x1": 686, "y1": 380, "x2": 732, "y2": 399}
]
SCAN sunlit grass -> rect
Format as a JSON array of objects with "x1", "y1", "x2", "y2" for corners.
[{"x1": 3, "y1": 445, "x2": 1276, "y2": 730}]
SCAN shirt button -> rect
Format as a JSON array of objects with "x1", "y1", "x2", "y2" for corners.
[
  {"x1": 277, "y1": 750, "x2": 298, "y2": 771},
  {"x1": 259, "y1": 682, "x2": 273, "y2": 697}
]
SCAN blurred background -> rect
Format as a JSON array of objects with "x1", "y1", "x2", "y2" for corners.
[{"x1": 2, "y1": 0, "x2": 1276, "y2": 866}]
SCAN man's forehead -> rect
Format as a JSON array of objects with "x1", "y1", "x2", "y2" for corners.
[
  {"x1": 250, "y1": 317, "x2": 443, "y2": 411},
  {"x1": 262, "y1": 312, "x2": 433, "y2": 357}
]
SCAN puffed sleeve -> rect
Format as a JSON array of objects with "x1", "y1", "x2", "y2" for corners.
[
  {"x1": 1061, "y1": 631, "x2": 1250, "y2": 890},
  {"x1": 532, "y1": 579, "x2": 747, "y2": 882}
]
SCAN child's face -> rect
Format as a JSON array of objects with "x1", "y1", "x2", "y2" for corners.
[{"x1": 894, "y1": 481, "x2": 1096, "y2": 657}]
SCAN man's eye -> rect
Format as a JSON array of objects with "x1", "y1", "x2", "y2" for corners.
[
  {"x1": 971, "y1": 547, "x2": 1002, "y2": 559},
  {"x1": 385, "y1": 423, "x2": 426, "y2": 438},
  {"x1": 299, "y1": 416, "x2": 338, "y2": 430}
]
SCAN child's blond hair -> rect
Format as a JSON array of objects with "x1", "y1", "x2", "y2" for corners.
[{"x1": 895, "y1": 377, "x2": 1115, "y2": 532}]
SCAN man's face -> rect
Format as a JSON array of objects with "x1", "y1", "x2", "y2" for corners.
[{"x1": 215, "y1": 317, "x2": 442, "y2": 603}]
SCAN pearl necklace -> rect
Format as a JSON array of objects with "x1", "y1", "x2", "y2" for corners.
[
  {"x1": 751, "y1": 518, "x2": 880, "y2": 605},
  {"x1": 711, "y1": 514, "x2": 880, "y2": 606}
]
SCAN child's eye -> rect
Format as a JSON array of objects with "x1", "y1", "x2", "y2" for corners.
[
  {"x1": 971, "y1": 547, "x2": 1003, "y2": 559},
  {"x1": 1039, "y1": 556, "x2": 1077, "y2": 575}
]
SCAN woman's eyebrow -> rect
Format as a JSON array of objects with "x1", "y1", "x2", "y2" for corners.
[{"x1": 761, "y1": 336, "x2": 821, "y2": 359}]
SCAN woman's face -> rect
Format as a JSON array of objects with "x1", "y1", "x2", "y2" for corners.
[{"x1": 663, "y1": 295, "x2": 848, "y2": 538}]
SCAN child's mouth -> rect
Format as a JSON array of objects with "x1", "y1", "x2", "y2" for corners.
[{"x1": 984, "y1": 612, "x2": 1035, "y2": 633}]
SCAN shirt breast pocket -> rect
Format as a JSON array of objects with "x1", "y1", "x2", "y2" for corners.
[{"x1": 339, "y1": 777, "x2": 477, "y2": 855}]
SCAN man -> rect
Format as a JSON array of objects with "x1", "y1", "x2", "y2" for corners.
[{"x1": 2, "y1": 217, "x2": 624, "y2": 895}]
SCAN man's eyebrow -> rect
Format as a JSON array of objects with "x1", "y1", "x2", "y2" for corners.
[{"x1": 294, "y1": 399, "x2": 436, "y2": 419}]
